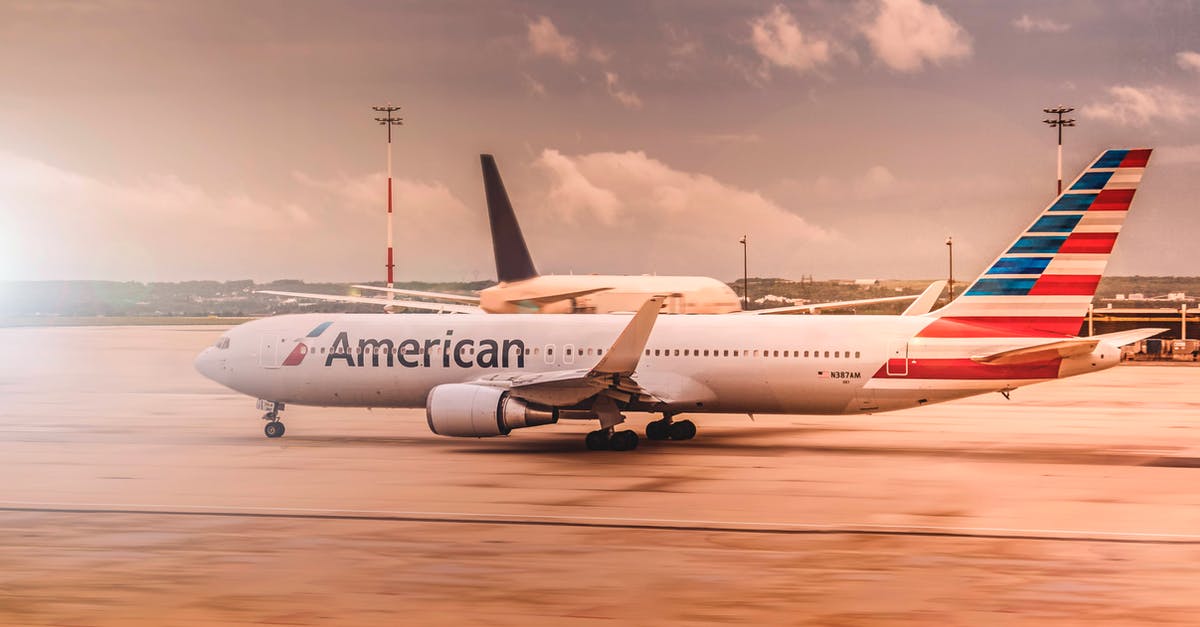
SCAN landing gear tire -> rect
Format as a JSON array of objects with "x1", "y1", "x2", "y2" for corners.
[
  {"x1": 645, "y1": 419, "x2": 671, "y2": 441},
  {"x1": 668, "y1": 419, "x2": 696, "y2": 441},
  {"x1": 585, "y1": 429, "x2": 611, "y2": 451},
  {"x1": 264, "y1": 421, "x2": 285, "y2": 438},
  {"x1": 609, "y1": 430, "x2": 639, "y2": 451}
]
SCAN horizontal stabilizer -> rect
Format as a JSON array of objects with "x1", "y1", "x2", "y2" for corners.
[
  {"x1": 971, "y1": 339, "x2": 1098, "y2": 365},
  {"x1": 969, "y1": 328, "x2": 1165, "y2": 365},
  {"x1": 1090, "y1": 327, "x2": 1168, "y2": 347}
]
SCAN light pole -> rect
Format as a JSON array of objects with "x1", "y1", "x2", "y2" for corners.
[
  {"x1": 1043, "y1": 106, "x2": 1075, "y2": 195},
  {"x1": 739, "y1": 235, "x2": 748, "y2": 309},
  {"x1": 945, "y1": 236, "x2": 954, "y2": 300},
  {"x1": 373, "y1": 104, "x2": 403, "y2": 297}
]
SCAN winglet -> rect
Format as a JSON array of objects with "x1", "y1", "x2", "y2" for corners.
[
  {"x1": 901, "y1": 280, "x2": 947, "y2": 316},
  {"x1": 591, "y1": 296, "x2": 665, "y2": 375},
  {"x1": 481, "y1": 154, "x2": 539, "y2": 283}
]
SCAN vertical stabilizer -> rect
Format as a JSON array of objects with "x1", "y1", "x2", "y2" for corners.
[
  {"x1": 926, "y1": 148, "x2": 1152, "y2": 337},
  {"x1": 481, "y1": 154, "x2": 539, "y2": 283}
]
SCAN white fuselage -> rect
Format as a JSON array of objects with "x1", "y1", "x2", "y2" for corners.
[{"x1": 195, "y1": 313, "x2": 1119, "y2": 417}]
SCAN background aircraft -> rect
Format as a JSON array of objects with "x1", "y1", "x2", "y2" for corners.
[
  {"x1": 195, "y1": 148, "x2": 1160, "y2": 450},
  {"x1": 264, "y1": 154, "x2": 924, "y2": 314}
]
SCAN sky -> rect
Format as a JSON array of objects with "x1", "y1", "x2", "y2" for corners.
[{"x1": 2, "y1": 0, "x2": 1199, "y2": 284}]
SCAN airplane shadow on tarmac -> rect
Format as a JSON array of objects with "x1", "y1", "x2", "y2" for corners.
[{"x1": 277, "y1": 425, "x2": 1200, "y2": 467}]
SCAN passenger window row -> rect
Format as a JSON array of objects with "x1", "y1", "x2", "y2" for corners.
[
  {"x1": 643, "y1": 348, "x2": 861, "y2": 359},
  {"x1": 306, "y1": 344, "x2": 859, "y2": 360}
]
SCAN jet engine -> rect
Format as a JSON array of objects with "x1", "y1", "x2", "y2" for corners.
[{"x1": 425, "y1": 383, "x2": 558, "y2": 437}]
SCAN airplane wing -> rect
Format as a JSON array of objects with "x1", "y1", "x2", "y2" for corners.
[
  {"x1": 474, "y1": 296, "x2": 665, "y2": 406},
  {"x1": 971, "y1": 328, "x2": 1167, "y2": 365},
  {"x1": 255, "y1": 290, "x2": 483, "y2": 314},
  {"x1": 901, "y1": 280, "x2": 947, "y2": 316},
  {"x1": 351, "y1": 285, "x2": 481, "y2": 304},
  {"x1": 745, "y1": 293, "x2": 922, "y2": 315},
  {"x1": 504, "y1": 286, "x2": 612, "y2": 307}
]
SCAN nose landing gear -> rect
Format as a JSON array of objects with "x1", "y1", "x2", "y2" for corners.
[
  {"x1": 264, "y1": 418, "x2": 284, "y2": 437},
  {"x1": 258, "y1": 400, "x2": 286, "y2": 438}
]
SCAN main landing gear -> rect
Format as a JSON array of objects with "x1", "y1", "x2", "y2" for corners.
[
  {"x1": 645, "y1": 414, "x2": 696, "y2": 441},
  {"x1": 585, "y1": 428, "x2": 639, "y2": 451},
  {"x1": 584, "y1": 414, "x2": 698, "y2": 451},
  {"x1": 259, "y1": 400, "x2": 286, "y2": 438}
]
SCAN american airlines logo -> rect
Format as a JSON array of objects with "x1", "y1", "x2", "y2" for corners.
[{"x1": 313, "y1": 330, "x2": 526, "y2": 369}]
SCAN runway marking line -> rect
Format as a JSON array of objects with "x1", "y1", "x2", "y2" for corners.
[{"x1": 1, "y1": 500, "x2": 1198, "y2": 545}]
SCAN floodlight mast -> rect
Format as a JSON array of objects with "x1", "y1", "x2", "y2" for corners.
[
  {"x1": 945, "y1": 236, "x2": 954, "y2": 300},
  {"x1": 373, "y1": 104, "x2": 403, "y2": 298},
  {"x1": 739, "y1": 235, "x2": 748, "y2": 309},
  {"x1": 1042, "y1": 106, "x2": 1075, "y2": 195}
]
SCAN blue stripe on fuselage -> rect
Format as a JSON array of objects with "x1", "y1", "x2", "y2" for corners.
[{"x1": 307, "y1": 321, "x2": 334, "y2": 337}]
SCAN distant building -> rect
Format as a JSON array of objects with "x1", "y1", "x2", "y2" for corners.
[{"x1": 754, "y1": 294, "x2": 795, "y2": 305}]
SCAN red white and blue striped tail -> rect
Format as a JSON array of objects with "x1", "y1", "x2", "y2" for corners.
[{"x1": 924, "y1": 148, "x2": 1152, "y2": 339}]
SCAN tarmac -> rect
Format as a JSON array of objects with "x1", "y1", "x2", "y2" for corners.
[{"x1": 1, "y1": 324, "x2": 1199, "y2": 625}]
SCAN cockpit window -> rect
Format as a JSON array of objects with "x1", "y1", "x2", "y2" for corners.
[{"x1": 214, "y1": 337, "x2": 231, "y2": 350}]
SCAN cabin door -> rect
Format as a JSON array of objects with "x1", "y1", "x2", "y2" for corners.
[{"x1": 259, "y1": 335, "x2": 282, "y2": 369}]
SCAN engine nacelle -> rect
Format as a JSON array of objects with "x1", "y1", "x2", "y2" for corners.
[{"x1": 425, "y1": 383, "x2": 558, "y2": 437}]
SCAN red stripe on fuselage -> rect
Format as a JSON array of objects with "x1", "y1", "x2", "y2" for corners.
[
  {"x1": 1028, "y1": 274, "x2": 1101, "y2": 296},
  {"x1": 1059, "y1": 232, "x2": 1117, "y2": 254},
  {"x1": 282, "y1": 343, "x2": 308, "y2": 366},
  {"x1": 917, "y1": 317, "x2": 1077, "y2": 338},
  {"x1": 1090, "y1": 189, "x2": 1134, "y2": 211},
  {"x1": 1119, "y1": 149, "x2": 1151, "y2": 168},
  {"x1": 871, "y1": 357, "x2": 1061, "y2": 380}
]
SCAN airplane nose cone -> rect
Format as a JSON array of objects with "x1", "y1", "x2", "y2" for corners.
[{"x1": 194, "y1": 347, "x2": 221, "y2": 382}]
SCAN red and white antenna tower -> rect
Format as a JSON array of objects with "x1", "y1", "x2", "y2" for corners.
[{"x1": 373, "y1": 104, "x2": 403, "y2": 297}]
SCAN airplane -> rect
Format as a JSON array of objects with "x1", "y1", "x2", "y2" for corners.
[
  {"x1": 261, "y1": 154, "x2": 926, "y2": 315},
  {"x1": 195, "y1": 148, "x2": 1161, "y2": 451}
]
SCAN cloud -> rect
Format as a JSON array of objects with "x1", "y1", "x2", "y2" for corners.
[
  {"x1": 521, "y1": 72, "x2": 547, "y2": 97},
  {"x1": 0, "y1": 151, "x2": 487, "y2": 281},
  {"x1": 526, "y1": 16, "x2": 578, "y2": 64},
  {"x1": 862, "y1": 0, "x2": 971, "y2": 72},
  {"x1": 749, "y1": 4, "x2": 831, "y2": 76},
  {"x1": 528, "y1": 149, "x2": 829, "y2": 277},
  {"x1": 693, "y1": 132, "x2": 763, "y2": 145},
  {"x1": 603, "y1": 71, "x2": 642, "y2": 110},
  {"x1": 1082, "y1": 85, "x2": 1196, "y2": 127},
  {"x1": 1012, "y1": 14, "x2": 1070, "y2": 33},
  {"x1": 586, "y1": 45, "x2": 612, "y2": 64},
  {"x1": 1177, "y1": 51, "x2": 1200, "y2": 72},
  {"x1": 534, "y1": 150, "x2": 623, "y2": 225},
  {"x1": 664, "y1": 24, "x2": 702, "y2": 72}
]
